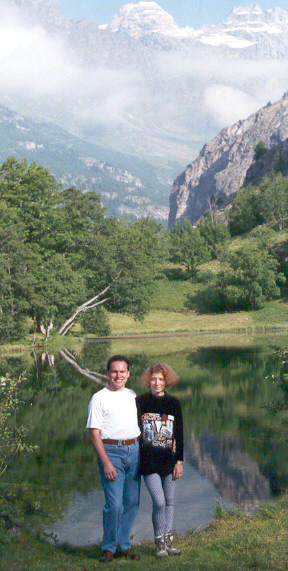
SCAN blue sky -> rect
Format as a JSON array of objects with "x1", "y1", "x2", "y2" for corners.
[{"x1": 55, "y1": 1, "x2": 288, "y2": 29}]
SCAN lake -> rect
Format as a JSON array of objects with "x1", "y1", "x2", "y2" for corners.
[{"x1": 4, "y1": 332, "x2": 288, "y2": 546}]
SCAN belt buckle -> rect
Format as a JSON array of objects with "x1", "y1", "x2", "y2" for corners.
[{"x1": 123, "y1": 439, "x2": 128, "y2": 445}]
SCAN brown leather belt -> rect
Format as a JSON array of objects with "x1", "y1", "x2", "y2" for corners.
[{"x1": 102, "y1": 436, "x2": 140, "y2": 446}]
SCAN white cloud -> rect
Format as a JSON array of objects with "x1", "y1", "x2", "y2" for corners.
[
  {"x1": 203, "y1": 85, "x2": 260, "y2": 127},
  {"x1": 1, "y1": 2, "x2": 288, "y2": 146},
  {"x1": 0, "y1": 4, "x2": 146, "y2": 125}
]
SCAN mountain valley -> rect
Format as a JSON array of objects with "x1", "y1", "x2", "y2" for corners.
[{"x1": 1, "y1": 0, "x2": 288, "y2": 221}]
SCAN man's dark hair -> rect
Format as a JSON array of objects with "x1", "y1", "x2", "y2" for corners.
[{"x1": 107, "y1": 355, "x2": 130, "y2": 371}]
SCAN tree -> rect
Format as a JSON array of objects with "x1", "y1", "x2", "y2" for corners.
[
  {"x1": 169, "y1": 220, "x2": 211, "y2": 277},
  {"x1": 39, "y1": 186, "x2": 105, "y2": 258},
  {"x1": 58, "y1": 218, "x2": 167, "y2": 333},
  {"x1": 259, "y1": 172, "x2": 288, "y2": 230},
  {"x1": 199, "y1": 212, "x2": 230, "y2": 258},
  {"x1": 79, "y1": 306, "x2": 111, "y2": 337},
  {"x1": 0, "y1": 158, "x2": 169, "y2": 341},
  {"x1": 0, "y1": 224, "x2": 35, "y2": 341},
  {"x1": 214, "y1": 244, "x2": 286, "y2": 311},
  {"x1": 228, "y1": 185, "x2": 263, "y2": 237},
  {"x1": 31, "y1": 254, "x2": 87, "y2": 340},
  {"x1": 0, "y1": 157, "x2": 60, "y2": 245},
  {"x1": 254, "y1": 140, "x2": 268, "y2": 161}
]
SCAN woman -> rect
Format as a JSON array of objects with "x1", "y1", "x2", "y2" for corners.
[{"x1": 136, "y1": 363, "x2": 183, "y2": 558}]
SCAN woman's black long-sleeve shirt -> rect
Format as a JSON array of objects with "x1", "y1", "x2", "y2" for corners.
[{"x1": 136, "y1": 391, "x2": 183, "y2": 477}]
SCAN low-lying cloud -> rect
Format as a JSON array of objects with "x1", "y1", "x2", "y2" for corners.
[
  {"x1": 0, "y1": 3, "x2": 145, "y2": 125},
  {"x1": 1, "y1": 2, "x2": 288, "y2": 152}
]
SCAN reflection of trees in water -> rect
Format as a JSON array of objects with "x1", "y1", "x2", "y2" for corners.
[
  {"x1": 3, "y1": 343, "x2": 288, "y2": 529},
  {"x1": 186, "y1": 431, "x2": 271, "y2": 512},
  {"x1": 59, "y1": 348, "x2": 108, "y2": 385},
  {"x1": 186, "y1": 347, "x2": 281, "y2": 394},
  {"x1": 2, "y1": 345, "x2": 151, "y2": 527},
  {"x1": 237, "y1": 417, "x2": 288, "y2": 496},
  {"x1": 1, "y1": 345, "x2": 112, "y2": 528}
]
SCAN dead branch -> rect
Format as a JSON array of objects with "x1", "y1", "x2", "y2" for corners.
[{"x1": 57, "y1": 270, "x2": 122, "y2": 336}]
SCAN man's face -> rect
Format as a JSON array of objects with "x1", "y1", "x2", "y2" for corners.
[{"x1": 107, "y1": 360, "x2": 130, "y2": 392}]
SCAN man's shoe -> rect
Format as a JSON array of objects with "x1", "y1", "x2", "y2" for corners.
[
  {"x1": 116, "y1": 548, "x2": 140, "y2": 560},
  {"x1": 99, "y1": 550, "x2": 114, "y2": 563}
]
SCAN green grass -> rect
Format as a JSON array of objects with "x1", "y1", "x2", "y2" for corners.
[
  {"x1": 3, "y1": 494, "x2": 288, "y2": 570},
  {"x1": 108, "y1": 278, "x2": 288, "y2": 337},
  {"x1": 106, "y1": 227, "x2": 288, "y2": 338}
]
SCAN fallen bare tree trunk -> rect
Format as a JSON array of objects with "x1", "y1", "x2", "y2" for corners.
[{"x1": 57, "y1": 271, "x2": 122, "y2": 336}]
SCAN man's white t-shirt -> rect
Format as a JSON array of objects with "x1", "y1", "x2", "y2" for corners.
[{"x1": 86, "y1": 387, "x2": 140, "y2": 440}]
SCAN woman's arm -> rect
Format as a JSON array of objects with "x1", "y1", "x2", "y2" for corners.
[{"x1": 172, "y1": 460, "x2": 183, "y2": 479}]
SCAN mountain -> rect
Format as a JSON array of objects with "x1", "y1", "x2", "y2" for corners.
[
  {"x1": 168, "y1": 93, "x2": 288, "y2": 228},
  {"x1": 0, "y1": 105, "x2": 169, "y2": 220},
  {"x1": 102, "y1": 2, "x2": 195, "y2": 40},
  {"x1": 104, "y1": 1, "x2": 288, "y2": 56},
  {"x1": 2, "y1": 1, "x2": 288, "y2": 222}
]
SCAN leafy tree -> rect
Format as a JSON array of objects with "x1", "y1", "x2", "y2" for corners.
[
  {"x1": 228, "y1": 185, "x2": 263, "y2": 237},
  {"x1": 214, "y1": 245, "x2": 285, "y2": 311},
  {"x1": 79, "y1": 306, "x2": 111, "y2": 336},
  {"x1": 59, "y1": 217, "x2": 167, "y2": 333},
  {"x1": 40, "y1": 186, "x2": 105, "y2": 259},
  {"x1": 0, "y1": 158, "x2": 168, "y2": 341},
  {"x1": 0, "y1": 224, "x2": 35, "y2": 341},
  {"x1": 0, "y1": 157, "x2": 60, "y2": 244},
  {"x1": 169, "y1": 220, "x2": 211, "y2": 277},
  {"x1": 199, "y1": 212, "x2": 230, "y2": 258},
  {"x1": 254, "y1": 140, "x2": 268, "y2": 161},
  {"x1": 30, "y1": 254, "x2": 87, "y2": 339},
  {"x1": 259, "y1": 172, "x2": 288, "y2": 230}
]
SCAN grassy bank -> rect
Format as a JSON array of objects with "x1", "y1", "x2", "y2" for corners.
[
  {"x1": 3, "y1": 495, "x2": 288, "y2": 570},
  {"x1": 107, "y1": 272, "x2": 288, "y2": 337}
]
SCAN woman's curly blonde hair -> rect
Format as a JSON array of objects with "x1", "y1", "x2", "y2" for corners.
[{"x1": 139, "y1": 362, "x2": 179, "y2": 388}]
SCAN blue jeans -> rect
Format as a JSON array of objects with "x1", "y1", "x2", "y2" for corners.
[{"x1": 98, "y1": 441, "x2": 140, "y2": 553}]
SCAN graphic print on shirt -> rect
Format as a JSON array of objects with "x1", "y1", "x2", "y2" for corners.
[{"x1": 142, "y1": 412, "x2": 174, "y2": 449}]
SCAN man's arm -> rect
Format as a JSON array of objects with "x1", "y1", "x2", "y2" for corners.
[{"x1": 89, "y1": 428, "x2": 117, "y2": 481}]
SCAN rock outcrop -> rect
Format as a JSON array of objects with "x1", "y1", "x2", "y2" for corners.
[{"x1": 169, "y1": 93, "x2": 288, "y2": 228}]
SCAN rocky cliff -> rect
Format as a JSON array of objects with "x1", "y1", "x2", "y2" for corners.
[{"x1": 169, "y1": 93, "x2": 288, "y2": 228}]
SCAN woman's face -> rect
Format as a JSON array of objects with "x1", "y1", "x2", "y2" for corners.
[{"x1": 149, "y1": 372, "x2": 166, "y2": 396}]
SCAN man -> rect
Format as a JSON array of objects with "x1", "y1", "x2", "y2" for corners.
[{"x1": 87, "y1": 354, "x2": 141, "y2": 563}]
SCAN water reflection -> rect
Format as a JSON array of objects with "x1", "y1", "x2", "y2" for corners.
[
  {"x1": 3, "y1": 336, "x2": 288, "y2": 545},
  {"x1": 186, "y1": 431, "x2": 271, "y2": 513},
  {"x1": 45, "y1": 458, "x2": 231, "y2": 545}
]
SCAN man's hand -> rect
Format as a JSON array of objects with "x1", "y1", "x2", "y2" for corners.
[
  {"x1": 103, "y1": 461, "x2": 117, "y2": 481},
  {"x1": 89, "y1": 428, "x2": 118, "y2": 481}
]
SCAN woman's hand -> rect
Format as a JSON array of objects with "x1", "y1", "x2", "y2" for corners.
[{"x1": 172, "y1": 462, "x2": 183, "y2": 480}]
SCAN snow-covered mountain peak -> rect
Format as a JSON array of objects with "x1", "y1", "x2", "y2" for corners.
[
  {"x1": 225, "y1": 2, "x2": 288, "y2": 29},
  {"x1": 196, "y1": 3, "x2": 288, "y2": 49},
  {"x1": 100, "y1": 2, "x2": 288, "y2": 50},
  {"x1": 228, "y1": 3, "x2": 264, "y2": 20},
  {"x1": 101, "y1": 1, "x2": 195, "y2": 39}
]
